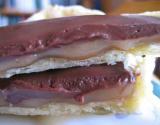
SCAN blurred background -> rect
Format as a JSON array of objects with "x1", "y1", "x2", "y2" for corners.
[{"x1": 0, "y1": 0, "x2": 160, "y2": 26}]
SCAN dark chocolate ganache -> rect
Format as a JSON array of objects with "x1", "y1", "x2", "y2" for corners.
[{"x1": 0, "y1": 62, "x2": 136, "y2": 107}]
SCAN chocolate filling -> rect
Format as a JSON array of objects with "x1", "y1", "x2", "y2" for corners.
[
  {"x1": 155, "y1": 58, "x2": 160, "y2": 78},
  {"x1": 0, "y1": 62, "x2": 136, "y2": 107},
  {"x1": 0, "y1": 15, "x2": 160, "y2": 58}
]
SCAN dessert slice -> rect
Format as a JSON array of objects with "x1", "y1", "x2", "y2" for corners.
[{"x1": 0, "y1": 15, "x2": 159, "y2": 115}]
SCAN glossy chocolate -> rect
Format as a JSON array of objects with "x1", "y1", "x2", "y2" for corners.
[
  {"x1": 0, "y1": 62, "x2": 135, "y2": 105},
  {"x1": 0, "y1": 15, "x2": 160, "y2": 58}
]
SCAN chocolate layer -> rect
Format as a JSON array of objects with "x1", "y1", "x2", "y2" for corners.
[
  {"x1": 0, "y1": 15, "x2": 160, "y2": 58},
  {"x1": 155, "y1": 58, "x2": 160, "y2": 78},
  {"x1": 0, "y1": 62, "x2": 135, "y2": 106}
]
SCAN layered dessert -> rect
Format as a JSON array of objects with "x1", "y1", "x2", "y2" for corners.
[{"x1": 0, "y1": 15, "x2": 159, "y2": 115}]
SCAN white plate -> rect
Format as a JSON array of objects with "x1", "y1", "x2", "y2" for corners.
[{"x1": 0, "y1": 112, "x2": 160, "y2": 125}]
